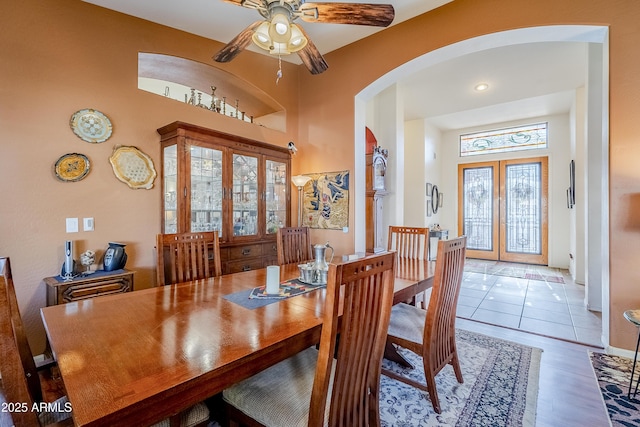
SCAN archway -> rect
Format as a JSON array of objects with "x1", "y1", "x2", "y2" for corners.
[{"x1": 354, "y1": 25, "x2": 609, "y2": 345}]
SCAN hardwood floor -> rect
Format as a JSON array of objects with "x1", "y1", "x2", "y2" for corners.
[
  {"x1": 1, "y1": 320, "x2": 610, "y2": 427},
  {"x1": 457, "y1": 317, "x2": 610, "y2": 427}
]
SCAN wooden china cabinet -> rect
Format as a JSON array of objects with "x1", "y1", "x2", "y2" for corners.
[{"x1": 157, "y1": 122, "x2": 291, "y2": 274}]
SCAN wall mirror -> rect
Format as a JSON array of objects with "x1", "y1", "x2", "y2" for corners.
[{"x1": 431, "y1": 185, "x2": 439, "y2": 214}]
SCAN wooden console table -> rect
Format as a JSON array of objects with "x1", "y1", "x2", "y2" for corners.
[{"x1": 44, "y1": 269, "x2": 134, "y2": 306}]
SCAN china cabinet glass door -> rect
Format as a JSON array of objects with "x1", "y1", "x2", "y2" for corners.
[
  {"x1": 265, "y1": 159, "x2": 287, "y2": 234},
  {"x1": 190, "y1": 146, "x2": 223, "y2": 235},
  {"x1": 163, "y1": 145, "x2": 178, "y2": 233},
  {"x1": 232, "y1": 154, "x2": 258, "y2": 237}
]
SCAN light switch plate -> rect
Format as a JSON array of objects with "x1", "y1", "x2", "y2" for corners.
[
  {"x1": 83, "y1": 217, "x2": 94, "y2": 231},
  {"x1": 66, "y1": 218, "x2": 79, "y2": 233}
]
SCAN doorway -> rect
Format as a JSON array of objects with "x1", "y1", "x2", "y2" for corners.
[{"x1": 458, "y1": 157, "x2": 548, "y2": 265}]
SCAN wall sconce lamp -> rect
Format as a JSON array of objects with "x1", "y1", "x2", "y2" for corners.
[
  {"x1": 291, "y1": 175, "x2": 311, "y2": 226},
  {"x1": 287, "y1": 141, "x2": 297, "y2": 154}
]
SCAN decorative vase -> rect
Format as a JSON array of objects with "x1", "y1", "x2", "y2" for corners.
[{"x1": 103, "y1": 242, "x2": 127, "y2": 271}]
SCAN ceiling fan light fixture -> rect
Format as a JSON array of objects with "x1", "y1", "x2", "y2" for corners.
[
  {"x1": 269, "y1": 42, "x2": 292, "y2": 55},
  {"x1": 252, "y1": 21, "x2": 273, "y2": 51},
  {"x1": 287, "y1": 24, "x2": 307, "y2": 52},
  {"x1": 268, "y1": 12, "x2": 291, "y2": 43}
]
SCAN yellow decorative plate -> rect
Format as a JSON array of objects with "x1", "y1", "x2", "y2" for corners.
[
  {"x1": 70, "y1": 108, "x2": 113, "y2": 143},
  {"x1": 109, "y1": 146, "x2": 156, "y2": 189},
  {"x1": 54, "y1": 153, "x2": 90, "y2": 182}
]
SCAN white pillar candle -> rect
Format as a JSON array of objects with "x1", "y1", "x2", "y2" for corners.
[{"x1": 266, "y1": 265, "x2": 280, "y2": 294}]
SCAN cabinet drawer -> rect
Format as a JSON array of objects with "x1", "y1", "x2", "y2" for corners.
[
  {"x1": 228, "y1": 244, "x2": 262, "y2": 259},
  {"x1": 61, "y1": 278, "x2": 131, "y2": 303},
  {"x1": 262, "y1": 242, "x2": 278, "y2": 258},
  {"x1": 226, "y1": 258, "x2": 265, "y2": 274}
]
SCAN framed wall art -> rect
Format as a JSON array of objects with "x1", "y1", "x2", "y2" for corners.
[{"x1": 302, "y1": 170, "x2": 349, "y2": 229}]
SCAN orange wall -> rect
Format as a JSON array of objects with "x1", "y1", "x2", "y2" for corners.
[
  {"x1": 3, "y1": 0, "x2": 640, "y2": 352},
  {"x1": 0, "y1": 0, "x2": 301, "y2": 352},
  {"x1": 296, "y1": 0, "x2": 640, "y2": 350}
]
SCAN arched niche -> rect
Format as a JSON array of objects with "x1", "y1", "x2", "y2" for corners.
[{"x1": 138, "y1": 53, "x2": 286, "y2": 132}]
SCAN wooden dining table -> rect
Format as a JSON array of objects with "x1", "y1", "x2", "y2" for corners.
[{"x1": 40, "y1": 255, "x2": 434, "y2": 426}]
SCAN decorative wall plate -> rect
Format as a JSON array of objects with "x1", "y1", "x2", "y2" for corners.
[
  {"x1": 70, "y1": 109, "x2": 113, "y2": 143},
  {"x1": 54, "y1": 153, "x2": 90, "y2": 182},
  {"x1": 109, "y1": 146, "x2": 156, "y2": 189}
]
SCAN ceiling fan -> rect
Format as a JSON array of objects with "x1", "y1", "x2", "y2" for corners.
[{"x1": 213, "y1": 0, "x2": 395, "y2": 75}]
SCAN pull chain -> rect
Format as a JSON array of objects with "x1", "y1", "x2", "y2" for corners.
[{"x1": 276, "y1": 54, "x2": 283, "y2": 85}]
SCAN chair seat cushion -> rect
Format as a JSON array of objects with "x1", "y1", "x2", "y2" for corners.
[
  {"x1": 150, "y1": 402, "x2": 210, "y2": 427},
  {"x1": 387, "y1": 302, "x2": 427, "y2": 345},
  {"x1": 223, "y1": 346, "x2": 333, "y2": 427}
]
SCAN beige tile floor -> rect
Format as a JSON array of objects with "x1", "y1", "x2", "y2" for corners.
[{"x1": 456, "y1": 260, "x2": 603, "y2": 347}]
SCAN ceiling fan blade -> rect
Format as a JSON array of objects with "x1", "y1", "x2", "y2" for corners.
[
  {"x1": 222, "y1": 0, "x2": 267, "y2": 11},
  {"x1": 213, "y1": 21, "x2": 262, "y2": 63},
  {"x1": 296, "y1": 29, "x2": 328, "y2": 74},
  {"x1": 298, "y1": 3, "x2": 395, "y2": 27}
]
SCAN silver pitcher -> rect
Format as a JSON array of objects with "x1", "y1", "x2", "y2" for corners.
[{"x1": 313, "y1": 242, "x2": 334, "y2": 283}]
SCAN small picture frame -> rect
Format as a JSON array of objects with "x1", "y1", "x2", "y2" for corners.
[
  {"x1": 438, "y1": 192, "x2": 444, "y2": 208},
  {"x1": 426, "y1": 182, "x2": 432, "y2": 196},
  {"x1": 426, "y1": 199, "x2": 432, "y2": 217}
]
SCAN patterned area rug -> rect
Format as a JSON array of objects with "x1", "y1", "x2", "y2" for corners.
[
  {"x1": 380, "y1": 329, "x2": 541, "y2": 426},
  {"x1": 464, "y1": 259, "x2": 565, "y2": 284},
  {"x1": 590, "y1": 351, "x2": 640, "y2": 426}
]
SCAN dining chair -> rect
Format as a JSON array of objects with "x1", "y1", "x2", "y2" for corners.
[
  {"x1": 276, "y1": 226, "x2": 312, "y2": 265},
  {"x1": 0, "y1": 257, "x2": 74, "y2": 426},
  {"x1": 156, "y1": 231, "x2": 222, "y2": 286},
  {"x1": 222, "y1": 252, "x2": 397, "y2": 427},
  {"x1": 382, "y1": 236, "x2": 467, "y2": 414},
  {"x1": 387, "y1": 225, "x2": 430, "y2": 308},
  {"x1": 0, "y1": 257, "x2": 212, "y2": 427}
]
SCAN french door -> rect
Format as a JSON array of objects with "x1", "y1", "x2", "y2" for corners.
[{"x1": 458, "y1": 157, "x2": 548, "y2": 265}]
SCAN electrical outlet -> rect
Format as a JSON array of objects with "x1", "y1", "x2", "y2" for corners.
[{"x1": 83, "y1": 217, "x2": 94, "y2": 231}]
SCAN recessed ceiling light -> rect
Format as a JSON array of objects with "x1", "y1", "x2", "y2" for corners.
[{"x1": 474, "y1": 83, "x2": 489, "y2": 92}]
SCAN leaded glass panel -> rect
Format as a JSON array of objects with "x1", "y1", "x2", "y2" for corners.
[
  {"x1": 505, "y1": 163, "x2": 542, "y2": 254},
  {"x1": 463, "y1": 167, "x2": 493, "y2": 251},
  {"x1": 265, "y1": 160, "x2": 287, "y2": 234},
  {"x1": 232, "y1": 154, "x2": 258, "y2": 236},
  {"x1": 460, "y1": 123, "x2": 547, "y2": 157},
  {"x1": 190, "y1": 146, "x2": 223, "y2": 234}
]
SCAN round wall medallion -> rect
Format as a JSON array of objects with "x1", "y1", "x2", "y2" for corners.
[
  {"x1": 54, "y1": 153, "x2": 90, "y2": 182},
  {"x1": 109, "y1": 146, "x2": 157, "y2": 189},
  {"x1": 70, "y1": 109, "x2": 113, "y2": 143}
]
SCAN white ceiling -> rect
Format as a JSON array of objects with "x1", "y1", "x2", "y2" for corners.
[{"x1": 83, "y1": 0, "x2": 587, "y2": 130}]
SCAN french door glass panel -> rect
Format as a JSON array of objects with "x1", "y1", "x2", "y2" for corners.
[
  {"x1": 190, "y1": 146, "x2": 223, "y2": 235},
  {"x1": 504, "y1": 162, "x2": 542, "y2": 255},
  {"x1": 232, "y1": 154, "x2": 258, "y2": 236},
  {"x1": 265, "y1": 159, "x2": 287, "y2": 234},
  {"x1": 463, "y1": 166, "x2": 494, "y2": 252}
]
